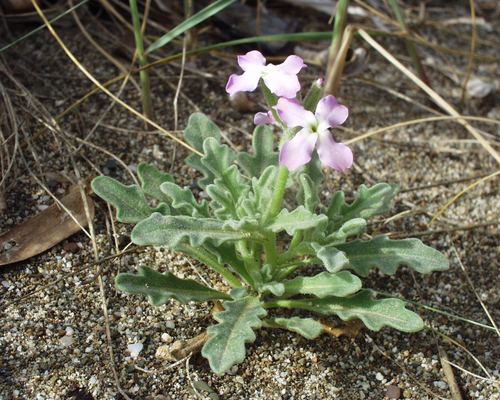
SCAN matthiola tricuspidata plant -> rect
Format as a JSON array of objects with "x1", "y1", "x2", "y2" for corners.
[{"x1": 92, "y1": 50, "x2": 449, "y2": 374}]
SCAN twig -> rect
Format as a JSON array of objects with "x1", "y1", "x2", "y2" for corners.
[{"x1": 438, "y1": 347, "x2": 464, "y2": 400}]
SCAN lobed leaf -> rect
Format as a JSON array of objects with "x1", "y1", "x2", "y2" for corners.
[
  {"x1": 202, "y1": 295, "x2": 267, "y2": 374},
  {"x1": 311, "y1": 244, "x2": 350, "y2": 272},
  {"x1": 282, "y1": 271, "x2": 361, "y2": 298},
  {"x1": 131, "y1": 213, "x2": 258, "y2": 248},
  {"x1": 326, "y1": 183, "x2": 399, "y2": 230},
  {"x1": 336, "y1": 235, "x2": 449, "y2": 277},
  {"x1": 91, "y1": 176, "x2": 169, "y2": 223},
  {"x1": 263, "y1": 317, "x2": 323, "y2": 339},
  {"x1": 115, "y1": 265, "x2": 229, "y2": 306},
  {"x1": 299, "y1": 290, "x2": 424, "y2": 332},
  {"x1": 160, "y1": 182, "x2": 209, "y2": 217},
  {"x1": 267, "y1": 206, "x2": 327, "y2": 236},
  {"x1": 296, "y1": 173, "x2": 319, "y2": 213},
  {"x1": 137, "y1": 163, "x2": 173, "y2": 203},
  {"x1": 237, "y1": 126, "x2": 278, "y2": 178}
]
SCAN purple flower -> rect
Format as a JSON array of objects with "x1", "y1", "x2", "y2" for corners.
[
  {"x1": 277, "y1": 96, "x2": 353, "y2": 172},
  {"x1": 226, "y1": 50, "x2": 306, "y2": 98}
]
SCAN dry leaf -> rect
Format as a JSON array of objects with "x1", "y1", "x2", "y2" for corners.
[
  {"x1": 322, "y1": 320, "x2": 362, "y2": 338},
  {"x1": 0, "y1": 186, "x2": 94, "y2": 266}
]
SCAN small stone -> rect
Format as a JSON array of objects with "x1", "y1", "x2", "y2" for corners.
[
  {"x1": 59, "y1": 335, "x2": 73, "y2": 347},
  {"x1": 433, "y1": 381, "x2": 448, "y2": 390},
  {"x1": 165, "y1": 321, "x2": 175, "y2": 329},
  {"x1": 386, "y1": 384, "x2": 401, "y2": 399},
  {"x1": 161, "y1": 333, "x2": 173, "y2": 343},
  {"x1": 375, "y1": 372, "x2": 384, "y2": 381},
  {"x1": 65, "y1": 327, "x2": 74, "y2": 336},
  {"x1": 128, "y1": 342, "x2": 143, "y2": 358},
  {"x1": 63, "y1": 242, "x2": 80, "y2": 253},
  {"x1": 403, "y1": 389, "x2": 412, "y2": 398}
]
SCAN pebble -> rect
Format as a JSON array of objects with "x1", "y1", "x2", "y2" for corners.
[
  {"x1": 128, "y1": 343, "x2": 143, "y2": 358},
  {"x1": 385, "y1": 384, "x2": 401, "y2": 399},
  {"x1": 59, "y1": 335, "x2": 73, "y2": 347},
  {"x1": 63, "y1": 242, "x2": 80, "y2": 253},
  {"x1": 375, "y1": 372, "x2": 384, "y2": 381},
  {"x1": 433, "y1": 380, "x2": 448, "y2": 390},
  {"x1": 161, "y1": 333, "x2": 173, "y2": 343}
]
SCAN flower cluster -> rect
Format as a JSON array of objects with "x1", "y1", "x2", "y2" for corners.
[{"x1": 226, "y1": 50, "x2": 353, "y2": 172}]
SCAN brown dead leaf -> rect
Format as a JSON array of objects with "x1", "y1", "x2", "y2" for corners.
[
  {"x1": 0, "y1": 186, "x2": 94, "y2": 266},
  {"x1": 322, "y1": 320, "x2": 362, "y2": 339}
]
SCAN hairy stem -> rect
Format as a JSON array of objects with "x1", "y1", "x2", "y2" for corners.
[{"x1": 263, "y1": 166, "x2": 289, "y2": 223}]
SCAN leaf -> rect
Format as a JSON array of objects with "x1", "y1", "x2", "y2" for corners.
[
  {"x1": 131, "y1": 213, "x2": 258, "y2": 248},
  {"x1": 336, "y1": 236, "x2": 449, "y2": 277},
  {"x1": 137, "y1": 163, "x2": 173, "y2": 203},
  {"x1": 202, "y1": 295, "x2": 267, "y2": 374},
  {"x1": 267, "y1": 206, "x2": 327, "y2": 236},
  {"x1": 184, "y1": 113, "x2": 221, "y2": 189},
  {"x1": 160, "y1": 182, "x2": 209, "y2": 217},
  {"x1": 237, "y1": 125, "x2": 278, "y2": 177},
  {"x1": 0, "y1": 187, "x2": 94, "y2": 266},
  {"x1": 295, "y1": 290, "x2": 424, "y2": 332},
  {"x1": 239, "y1": 166, "x2": 277, "y2": 220},
  {"x1": 311, "y1": 244, "x2": 350, "y2": 272},
  {"x1": 282, "y1": 271, "x2": 361, "y2": 298},
  {"x1": 263, "y1": 317, "x2": 323, "y2": 340},
  {"x1": 322, "y1": 218, "x2": 367, "y2": 244},
  {"x1": 326, "y1": 183, "x2": 399, "y2": 230},
  {"x1": 258, "y1": 281, "x2": 285, "y2": 296},
  {"x1": 146, "y1": 0, "x2": 237, "y2": 53},
  {"x1": 296, "y1": 173, "x2": 319, "y2": 212},
  {"x1": 91, "y1": 176, "x2": 169, "y2": 223},
  {"x1": 115, "y1": 266, "x2": 229, "y2": 306}
]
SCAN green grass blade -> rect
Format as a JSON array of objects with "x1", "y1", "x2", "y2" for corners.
[{"x1": 146, "y1": 0, "x2": 236, "y2": 54}]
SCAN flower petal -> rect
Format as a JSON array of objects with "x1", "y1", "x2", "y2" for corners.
[
  {"x1": 254, "y1": 111, "x2": 275, "y2": 125},
  {"x1": 276, "y1": 98, "x2": 315, "y2": 128},
  {"x1": 316, "y1": 133, "x2": 353, "y2": 172},
  {"x1": 315, "y1": 95, "x2": 349, "y2": 127},
  {"x1": 237, "y1": 50, "x2": 266, "y2": 71},
  {"x1": 263, "y1": 71, "x2": 301, "y2": 98},
  {"x1": 279, "y1": 128, "x2": 317, "y2": 172},
  {"x1": 226, "y1": 71, "x2": 261, "y2": 96},
  {"x1": 277, "y1": 55, "x2": 306, "y2": 75}
]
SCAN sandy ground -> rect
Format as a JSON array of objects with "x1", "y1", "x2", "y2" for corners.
[{"x1": 1, "y1": 3, "x2": 499, "y2": 400}]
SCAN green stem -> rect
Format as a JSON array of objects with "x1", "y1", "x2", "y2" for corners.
[
  {"x1": 236, "y1": 241, "x2": 261, "y2": 288},
  {"x1": 176, "y1": 244, "x2": 242, "y2": 288},
  {"x1": 129, "y1": 0, "x2": 153, "y2": 119},
  {"x1": 263, "y1": 233, "x2": 278, "y2": 270},
  {"x1": 263, "y1": 166, "x2": 289, "y2": 223}
]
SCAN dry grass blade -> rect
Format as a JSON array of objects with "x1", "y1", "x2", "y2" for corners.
[
  {"x1": 430, "y1": 170, "x2": 499, "y2": 225},
  {"x1": 30, "y1": 0, "x2": 202, "y2": 156},
  {"x1": 438, "y1": 347, "x2": 464, "y2": 400},
  {"x1": 460, "y1": 0, "x2": 477, "y2": 103},
  {"x1": 357, "y1": 28, "x2": 500, "y2": 165}
]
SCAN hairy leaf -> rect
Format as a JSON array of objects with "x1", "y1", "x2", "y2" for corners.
[
  {"x1": 258, "y1": 281, "x2": 285, "y2": 296},
  {"x1": 263, "y1": 317, "x2": 323, "y2": 339},
  {"x1": 239, "y1": 166, "x2": 277, "y2": 220},
  {"x1": 322, "y1": 218, "x2": 367, "y2": 244},
  {"x1": 91, "y1": 176, "x2": 169, "y2": 223},
  {"x1": 337, "y1": 236, "x2": 449, "y2": 277},
  {"x1": 282, "y1": 271, "x2": 361, "y2": 298},
  {"x1": 202, "y1": 296, "x2": 267, "y2": 374},
  {"x1": 132, "y1": 213, "x2": 258, "y2": 248},
  {"x1": 297, "y1": 173, "x2": 319, "y2": 212},
  {"x1": 326, "y1": 183, "x2": 399, "y2": 230},
  {"x1": 237, "y1": 126, "x2": 278, "y2": 177},
  {"x1": 137, "y1": 163, "x2": 173, "y2": 203},
  {"x1": 160, "y1": 182, "x2": 209, "y2": 217},
  {"x1": 292, "y1": 290, "x2": 424, "y2": 332},
  {"x1": 267, "y1": 206, "x2": 327, "y2": 236},
  {"x1": 311, "y1": 244, "x2": 350, "y2": 272},
  {"x1": 115, "y1": 265, "x2": 229, "y2": 306}
]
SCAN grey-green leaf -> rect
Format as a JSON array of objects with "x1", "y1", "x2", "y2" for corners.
[
  {"x1": 263, "y1": 317, "x2": 323, "y2": 339},
  {"x1": 267, "y1": 206, "x2": 327, "y2": 236},
  {"x1": 311, "y1": 244, "x2": 350, "y2": 272},
  {"x1": 202, "y1": 296, "x2": 267, "y2": 374},
  {"x1": 115, "y1": 266, "x2": 229, "y2": 306},
  {"x1": 326, "y1": 183, "x2": 399, "y2": 230},
  {"x1": 184, "y1": 112, "x2": 221, "y2": 152},
  {"x1": 336, "y1": 235, "x2": 449, "y2": 277},
  {"x1": 91, "y1": 176, "x2": 169, "y2": 223},
  {"x1": 297, "y1": 173, "x2": 319, "y2": 212},
  {"x1": 282, "y1": 271, "x2": 361, "y2": 298},
  {"x1": 322, "y1": 218, "x2": 367, "y2": 244},
  {"x1": 137, "y1": 163, "x2": 173, "y2": 203},
  {"x1": 237, "y1": 125, "x2": 278, "y2": 177},
  {"x1": 131, "y1": 213, "x2": 256, "y2": 248},
  {"x1": 294, "y1": 290, "x2": 424, "y2": 332},
  {"x1": 160, "y1": 182, "x2": 209, "y2": 217}
]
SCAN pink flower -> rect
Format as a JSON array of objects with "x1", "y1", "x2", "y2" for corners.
[
  {"x1": 226, "y1": 50, "x2": 306, "y2": 98},
  {"x1": 277, "y1": 96, "x2": 353, "y2": 172}
]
